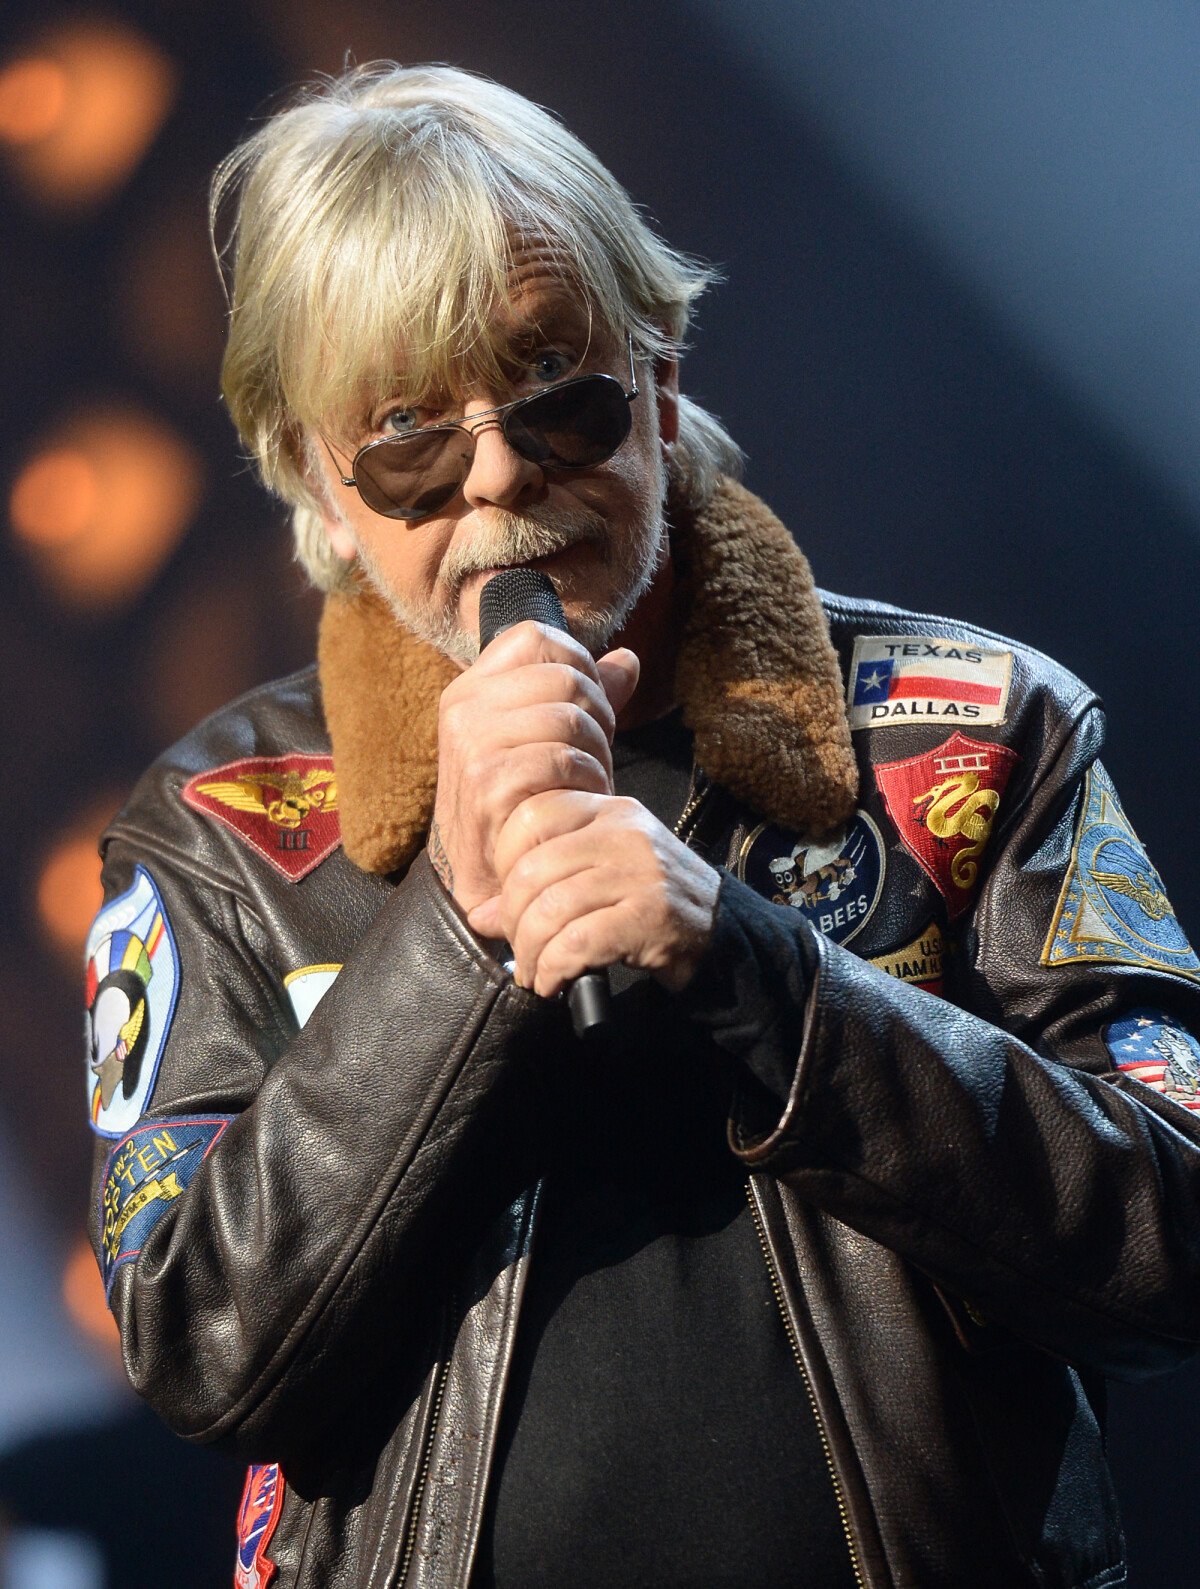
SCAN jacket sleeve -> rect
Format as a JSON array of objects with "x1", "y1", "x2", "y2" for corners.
[
  {"x1": 688, "y1": 700, "x2": 1200, "y2": 1379},
  {"x1": 87, "y1": 833, "x2": 545, "y2": 1464}
]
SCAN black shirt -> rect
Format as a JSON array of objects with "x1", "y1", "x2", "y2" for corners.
[{"x1": 471, "y1": 712, "x2": 856, "y2": 1588}]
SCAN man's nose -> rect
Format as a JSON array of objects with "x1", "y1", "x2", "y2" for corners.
[{"x1": 459, "y1": 417, "x2": 544, "y2": 510}]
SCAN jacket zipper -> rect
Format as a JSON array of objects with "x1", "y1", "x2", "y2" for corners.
[
  {"x1": 395, "y1": 1296, "x2": 456, "y2": 1588},
  {"x1": 392, "y1": 766, "x2": 729, "y2": 1585},
  {"x1": 672, "y1": 763, "x2": 711, "y2": 841},
  {"x1": 745, "y1": 1180, "x2": 867, "y2": 1589}
]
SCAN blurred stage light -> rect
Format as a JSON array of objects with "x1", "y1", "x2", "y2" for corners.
[
  {"x1": 63, "y1": 1234, "x2": 121, "y2": 1356},
  {"x1": 0, "y1": 19, "x2": 176, "y2": 210},
  {"x1": 10, "y1": 406, "x2": 202, "y2": 610},
  {"x1": 35, "y1": 796, "x2": 120, "y2": 961},
  {"x1": 0, "y1": 56, "x2": 69, "y2": 144}
]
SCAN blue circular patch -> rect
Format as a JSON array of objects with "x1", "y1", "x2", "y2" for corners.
[
  {"x1": 737, "y1": 810, "x2": 886, "y2": 945},
  {"x1": 1086, "y1": 829, "x2": 1191, "y2": 955}
]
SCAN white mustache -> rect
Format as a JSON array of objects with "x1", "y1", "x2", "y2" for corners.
[{"x1": 439, "y1": 504, "x2": 609, "y2": 598}]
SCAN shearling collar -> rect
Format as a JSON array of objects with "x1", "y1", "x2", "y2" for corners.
[{"x1": 319, "y1": 476, "x2": 858, "y2": 875}]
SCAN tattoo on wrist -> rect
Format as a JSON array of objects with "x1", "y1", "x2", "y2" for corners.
[{"x1": 428, "y1": 820, "x2": 454, "y2": 892}]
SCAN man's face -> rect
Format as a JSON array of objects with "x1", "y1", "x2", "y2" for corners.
[{"x1": 309, "y1": 250, "x2": 679, "y2": 665}]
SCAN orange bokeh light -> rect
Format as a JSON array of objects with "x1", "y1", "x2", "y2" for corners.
[
  {"x1": 9, "y1": 447, "x2": 99, "y2": 547},
  {"x1": 37, "y1": 831, "x2": 104, "y2": 959},
  {"x1": 0, "y1": 20, "x2": 176, "y2": 209},
  {"x1": 0, "y1": 56, "x2": 68, "y2": 144},
  {"x1": 63, "y1": 1234, "x2": 121, "y2": 1358},
  {"x1": 10, "y1": 406, "x2": 202, "y2": 610}
]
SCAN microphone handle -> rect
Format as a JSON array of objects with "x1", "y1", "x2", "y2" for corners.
[{"x1": 478, "y1": 568, "x2": 612, "y2": 1038}]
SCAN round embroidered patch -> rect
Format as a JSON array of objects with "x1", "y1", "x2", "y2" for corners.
[{"x1": 737, "y1": 810, "x2": 886, "y2": 945}]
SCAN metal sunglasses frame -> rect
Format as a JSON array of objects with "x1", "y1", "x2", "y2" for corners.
[{"x1": 324, "y1": 332, "x2": 640, "y2": 520}]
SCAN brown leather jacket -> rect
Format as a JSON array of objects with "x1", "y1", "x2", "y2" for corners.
[{"x1": 87, "y1": 482, "x2": 1200, "y2": 1587}]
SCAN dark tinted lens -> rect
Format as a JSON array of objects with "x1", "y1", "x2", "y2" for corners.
[
  {"x1": 504, "y1": 375, "x2": 631, "y2": 468},
  {"x1": 354, "y1": 429, "x2": 472, "y2": 520}
]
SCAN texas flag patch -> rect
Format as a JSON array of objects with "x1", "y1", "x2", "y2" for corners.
[
  {"x1": 182, "y1": 755, "x2": 340, "y2": 882},
  {"x1": 848, "y1": 636, "x2": 1013, "y2": 730}
]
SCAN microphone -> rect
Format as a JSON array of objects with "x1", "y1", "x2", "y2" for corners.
[{"x1": 478, "y1": 568, "x2": 612, "y2": 1037}]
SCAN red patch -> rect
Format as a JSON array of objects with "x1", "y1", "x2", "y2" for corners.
[
  {"x1": 235, "y1": 1463, "x2": 282, "y2": 1589},
  {"x1": 182, "y1": 755, "x2": 341, "y2": 882},
  {"x1": 874, "y1": 732, "x2": 1019, "y2": 920}
]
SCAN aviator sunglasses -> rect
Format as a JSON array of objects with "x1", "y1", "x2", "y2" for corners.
[{"x1": 326, "y1": 333, "x2": 640, "y2": 522}]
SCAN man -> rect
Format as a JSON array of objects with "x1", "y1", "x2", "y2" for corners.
[{"x1": 86, "y1": 63, "x2": 1200, "y2": 1588}]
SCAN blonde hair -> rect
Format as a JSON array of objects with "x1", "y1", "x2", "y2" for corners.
[{"x1": 211, "y1": 63, "x2": 743, "y2": 591}]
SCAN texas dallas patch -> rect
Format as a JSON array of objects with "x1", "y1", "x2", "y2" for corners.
[
  {"x1": 85, "y1": 866, "x2": 180, "y2": 1137},
  {"x1": 847, "y1": 635, "x2": 1013, "y2": 730},
  {"x1": 737, "y1": 811, "x2": 885, "y2": 945}
]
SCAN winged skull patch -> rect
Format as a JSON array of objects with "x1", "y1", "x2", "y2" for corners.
[{"x1": 181, "y1": 755, "x2": 341, "y2": 881}]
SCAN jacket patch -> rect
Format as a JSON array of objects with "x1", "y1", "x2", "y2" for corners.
[
  {"x1": 86, "y1": 866, "x2": 180, "y2": 1138},
  {"x1": 874, "y1": 733, "x2": 1018, "y2": 921},
  {"x1": 235, "y1": 1463, "x2": 283, "y2": 1589},
  {"x1": 1105, "y1": 1009, "x2": 1200, "y2": 1113},
  {"x1": 736, "y1": 810, "x2": 885, "y2": 945},
  {"x1": 847, "y1": 635, "x2": 1012, "y2": 730},
  {"x1": 98, "y1": 1116, "x2": 232, "y2": 1296},
  {"x1": 283, "y1": 963, "x2": 342, "y2": 1029},
  {"x1": 1042, "y1": 764, "x2": 1199, "y2": 981},
  {"x1": 182, "y1": 754, "x2": 341, "y2": 882},
  {"x1": 869, "y1": 923, "x2": 947, "y2": 996}
]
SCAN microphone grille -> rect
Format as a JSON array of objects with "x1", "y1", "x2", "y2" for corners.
[{"x1": 478, "y1": 568, "x2": 568, "y2": 650}]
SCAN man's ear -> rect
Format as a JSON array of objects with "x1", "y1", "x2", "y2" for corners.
[
  {"x1": 298, "y1": 429, "x2": 358, "y2": 562},
  {"x1": 654, "y1": 355, "x2": 680, "y2": 451},
  {"x1": 320, "y1": 502, "x2": 358, "y2": 564}
]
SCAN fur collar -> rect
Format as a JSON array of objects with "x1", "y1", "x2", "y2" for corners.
[{"x1": 319, "y1": 476, "x2": 858, "y2": 875}]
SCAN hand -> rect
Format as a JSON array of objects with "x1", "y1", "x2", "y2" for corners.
[
  {"x1": 428, "y1": 621, "x2": 640, "y2": 914},
  {"x1": 466, "y1": 791, "x2": 721, "y2": 996}
]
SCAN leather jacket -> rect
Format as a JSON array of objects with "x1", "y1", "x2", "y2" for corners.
[{"x1": 87, "y1": 481, "x2": 1200, "y2": 1588}]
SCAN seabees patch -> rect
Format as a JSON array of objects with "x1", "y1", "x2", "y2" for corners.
[
  {"x1": 1105, "y1": 1009, "x2": 1200, "y2": 1114},
  {"x1": 182, "y1": 754, "x2": 340, "y2": 882},
  {"x1": 737, "y1": 810, "x2": 885, "y2": 945},
  {"x1": 98, "y1": 1115, "x2": 232, "y2": 1295},
  {"x1": 1042, "y1": 764, "x2": 1199, "y2": 981},
  {"x1": 85, "y1": 866, "x2": 180, "y2": 1137},
  {"x1": 848, "y1": 635, "x2": 1012, "y2": 731}
]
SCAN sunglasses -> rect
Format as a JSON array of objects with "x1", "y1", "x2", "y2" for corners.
[{"x1": 326, "y1": 334, "x2": 640, "y2": 522}]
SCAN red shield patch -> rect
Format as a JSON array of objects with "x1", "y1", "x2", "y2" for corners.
[
  {"x1": 182, "y1": 754, "x2": 341, "y2": 882},
  {"x1": 874, "y1": 732, "x2": 1019, "y2": 919}
]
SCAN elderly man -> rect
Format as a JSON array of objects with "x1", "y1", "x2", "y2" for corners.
[{"x1": 86, "y1": 64, "x2": 1200, "y2": 1588}]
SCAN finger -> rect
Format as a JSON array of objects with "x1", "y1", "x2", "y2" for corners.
[
  {"x1": 502, "y1": 825, "x2": 630, "y2": 967},
  {"x1": 485, "y1": 702, "x2": 615, "y2": 784},
  {"x1": 492, "y1": 789, "x2": 611, "y2": 882},
  {"x1": 439, "y1": 661, "x2": 617, "y2": 754},
  {"x1": 530, "y1": 900, "x2": 639, "y2": 998},
  {"x1": 466, "y1": 893, "x2": 503, "y2": 938},
  {"x1": 504, "y1": 863, "x2": 617, "y2": 991},
  {"x1": 468, "y1": 741, "x2": 612, "y2": 831},
  {"x1": 472, "y1": 619, "x2": 601, "y2": 682},
  {"x1": 596, "y1": 647, "x2": 640, "y2": 718}
]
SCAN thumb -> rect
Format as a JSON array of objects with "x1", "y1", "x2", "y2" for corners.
[{"x1": 596, "y1": 647, "x2": 640, "y2": 719}]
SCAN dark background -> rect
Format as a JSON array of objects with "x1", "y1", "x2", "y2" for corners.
[{"x1": 1, "y1": 2, "x2": 1197, "y2": 1583}]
